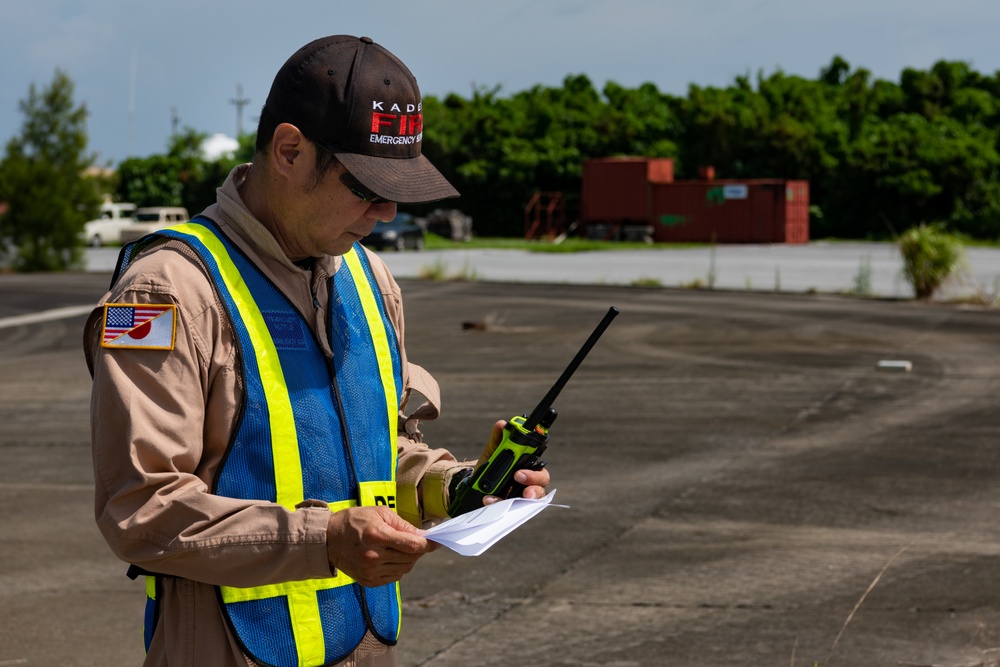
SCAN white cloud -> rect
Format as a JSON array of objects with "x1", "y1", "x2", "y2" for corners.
[{"x1": 201, "y1": 133, "x2": 238, "y2": 161}]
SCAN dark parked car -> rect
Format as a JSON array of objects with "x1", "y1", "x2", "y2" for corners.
[
  {"x1": 419, "y1": 208, "x2": 473, "y2": 241},
  {"x1": 362, "y1": 212, "x2": 425, "y2": 251}
]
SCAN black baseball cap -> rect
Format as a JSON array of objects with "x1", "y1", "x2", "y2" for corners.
[{"x1": 264, "y1": 35, "x2": 459, "y2": 204}]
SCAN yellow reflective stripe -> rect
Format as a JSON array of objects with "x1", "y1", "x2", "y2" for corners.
[
  {"x1": 342, "y1": 248, "x2": 398, "y2": 477},
  {"x1": 327, "y1": 499, "x2": 355, "y2": 513},
  {"x1": 358, "y1": 480, "x2": 397, "y2": 510},
  {"x1": 289, "y1": 588, "x2": 324, "y2": 666},
  {"x1": 220, "y1": 575, "x2": 354, "y2": 604},
  {"x1": 145, "y1": 575, "x2": 156, "y2": 600},
  {"x1": 170, "y1": 223, "x2": 303, "y2": 509},
  {"x1": 394, "y1": 582, "x2": 402, "y2": 640}
]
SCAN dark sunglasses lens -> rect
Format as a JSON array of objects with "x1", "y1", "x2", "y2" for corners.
[{"x1": 340, "y1": 173, "x2": 387, "y2": 204}]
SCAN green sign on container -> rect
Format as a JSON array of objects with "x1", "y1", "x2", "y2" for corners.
[{"x1": 660, "y1": 214, "x2": 689, "y2": 227}]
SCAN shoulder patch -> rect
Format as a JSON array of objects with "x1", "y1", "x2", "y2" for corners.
[{"x1": 101, "y1": 303, "x2": 177, "y2": 350}]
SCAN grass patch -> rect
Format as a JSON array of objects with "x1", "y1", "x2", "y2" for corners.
[
  {"x1": 418, "y1": 259, "x2": 449, "y2": 281},
  {"x1": 630, "y1": 276, "x2": 663, "y2": 287},
  {"x1": 417, "y1": 258, "x2": 481, "y2": 282},
  {"x1": 681, "y1": 277, "x2": 707, "y2": 289},
  {"x1": 849, "y1": 254, "x2": 873, "y2": 296}
]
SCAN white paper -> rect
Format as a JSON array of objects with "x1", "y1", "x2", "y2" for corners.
[{"x1": 423, "y1": 489, "x2": 566, "y2": 556}]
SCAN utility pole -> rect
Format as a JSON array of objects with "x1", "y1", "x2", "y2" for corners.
[
  {"x1": 171, "y1": 107, "x2": 180, "y2": 137},
  {"x1": 229, "y1": 83, "x2": 250, "y2": 138},
  {"x1": 127, "y1": 46, "x2": 138, "y2": 156}
]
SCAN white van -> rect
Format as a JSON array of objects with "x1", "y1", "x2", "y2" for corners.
[
  {"x1": 119, "y1": 207, "x2": 190, "y2": 244},
  {"x1": 81, "y1": 202, "x2": 137, "y2": 246}
]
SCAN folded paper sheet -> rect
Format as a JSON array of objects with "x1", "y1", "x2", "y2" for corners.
[{"x1": 423, "y1": 490, "x2": 565, "y2": 556}]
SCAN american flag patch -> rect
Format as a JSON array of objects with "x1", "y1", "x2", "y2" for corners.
[{"x1": 101, "y1": 303, "x2": 177, "y2": 350}]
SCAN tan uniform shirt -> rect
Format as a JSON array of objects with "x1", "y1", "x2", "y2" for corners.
[{"x1": 84, "y1": 165, "x2": 469, "y2": 667}]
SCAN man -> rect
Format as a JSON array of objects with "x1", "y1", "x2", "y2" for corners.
[{"x1": 83, "y1": 35, "x2": 549, "y2": 667}]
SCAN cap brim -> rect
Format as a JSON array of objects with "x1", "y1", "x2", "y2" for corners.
[{"x1": 335, "y1": 152, "x2": 460, "y2": 204}]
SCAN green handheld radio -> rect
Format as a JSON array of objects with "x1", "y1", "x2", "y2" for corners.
[{"x1": 447, "y1": 306, "x2": 619, "y2": 517}]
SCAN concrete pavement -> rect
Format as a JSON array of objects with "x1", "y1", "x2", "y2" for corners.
[{"x1": 84, "y1": 241, "x2": 1000, "y2": 300}]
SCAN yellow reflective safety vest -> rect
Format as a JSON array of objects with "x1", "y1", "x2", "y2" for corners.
[{"x1": 115, "y1": 218, "x2": 403, "y2": 667}]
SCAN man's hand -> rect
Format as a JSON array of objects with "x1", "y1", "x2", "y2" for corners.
[
  {"x1": 326, "y1": 506, "x2": 438, "y2": 588},
  {"x1": 479, "y1": 419, "x2": 552, "y2": 504}
]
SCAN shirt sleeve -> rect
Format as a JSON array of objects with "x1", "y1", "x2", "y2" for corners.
[
  {"x1": 86, "y1": 244, "x2": 333, "y2": 588},
  {"x1": 395, "y1": 361, "x2": 473, "y2": 526}
]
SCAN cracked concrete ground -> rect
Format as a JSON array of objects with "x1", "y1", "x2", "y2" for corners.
[{"x1": 1, "y1": 273, "x2": 999, "y2": 666}]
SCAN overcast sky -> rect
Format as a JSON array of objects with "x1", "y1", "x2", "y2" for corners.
[{"x1": 3, "y1": 0, "x2": 999, "y2": 166}]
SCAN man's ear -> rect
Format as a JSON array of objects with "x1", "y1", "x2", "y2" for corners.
[{"x1": 269, "y1": 123, "x2": 306, "y2": 179}]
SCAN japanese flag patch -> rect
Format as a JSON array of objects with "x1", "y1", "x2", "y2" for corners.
[{"x1": 101, "y1": 303, "x2": 177, "y2": 350}]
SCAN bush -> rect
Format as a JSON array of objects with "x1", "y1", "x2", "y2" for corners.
[{"x1": 898, "y1": 223, "x2": 964, "y2": 299}]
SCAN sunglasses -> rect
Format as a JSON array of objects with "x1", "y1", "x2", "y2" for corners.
[{"x1": 339, "y1": 171, "x2": 391, "y2": 205}]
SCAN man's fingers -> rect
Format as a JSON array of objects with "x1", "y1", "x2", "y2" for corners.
[
  {"x1": 476, "y1": 420, "x2": 508, "y2": 467},
  {"x1": 327, "y1": 506, "x2": 435, "y2": 585},
  {"x1": 514, "y1": 468, "x2": 550, "y2": 491},
  {"x1": 378, "y1": 509, "x2": 435, "y2": 553}
]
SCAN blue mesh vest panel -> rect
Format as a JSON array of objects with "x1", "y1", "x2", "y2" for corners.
[
  {"x1": 118, "y1": 219, "x2": 403, "y2": 667},
  {"x1": 330, "y1": 255, "x2": 403, "y2": 644}
]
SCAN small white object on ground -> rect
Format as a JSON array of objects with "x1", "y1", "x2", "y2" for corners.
[{"x1": 877, "y1": 360, "x2": 913, "y2": 372}]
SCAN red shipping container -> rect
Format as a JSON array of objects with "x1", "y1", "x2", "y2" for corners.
[
  {"x1": 581, "y1": 157, "x2": 674, "y2": 222},
  {"x1": 783, "y1": 181, "x2": 810, "y2": 244},
  {"x1": 651, "y1": 180, "x2": 809, "y2": 244}
]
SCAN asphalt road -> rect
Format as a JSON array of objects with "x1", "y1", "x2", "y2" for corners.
[{"x1": 2, "y1": 271, "x2": 1000, "y2": 666}]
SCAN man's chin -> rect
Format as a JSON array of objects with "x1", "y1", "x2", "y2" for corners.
[{"x1": 326, "y1": 238, "x2": 361, "y2": 257}]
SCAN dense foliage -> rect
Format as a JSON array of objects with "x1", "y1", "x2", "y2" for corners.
[
  {"x1": 116, "y1": 128, "x2": 254, "y2": 213},
  {"x1": 0, "y1": 69, "x2": 101, "y2": 271},
  {"x1": 422, "y1": 56, "x2": 1000, "y2": 239},
  {"x1": 127, "y1": 58, "x2": 998, "y2": 241}
]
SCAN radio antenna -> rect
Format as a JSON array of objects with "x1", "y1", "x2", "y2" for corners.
[{"x1": 523, "y1": 306, "x2": 619, "y2": 431}]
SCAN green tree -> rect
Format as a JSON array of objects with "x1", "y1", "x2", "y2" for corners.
[
  {"x1": 833, "y1": 113, "x2": 1000, "y2": 237},
  {"x1": 116, "y1": 127, "x2": 245, "y2": 215},
  {"x1": 602, "y1": 81, "x2": 680, "y2": 159},
  {"x1": 117, "y1": 154, "x2": 186, "y2": 207},
  {"x1": 234, "y1": 130, "x2": 257, "y2": 164},
  {"x1": 0, "y1": 69, "x2": 99, "y2": 271}
]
